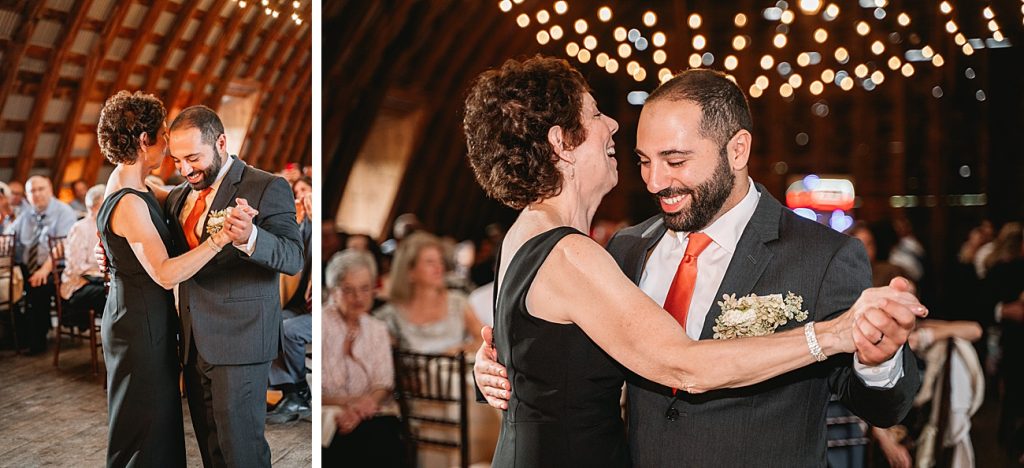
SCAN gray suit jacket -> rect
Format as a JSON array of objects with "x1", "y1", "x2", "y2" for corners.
[
  {"x1": 606, "y1": 184, "x2": 921, "y2": 467},
  {"x1": 166, "y1": 157, "x2": 304, "y2": 366}
]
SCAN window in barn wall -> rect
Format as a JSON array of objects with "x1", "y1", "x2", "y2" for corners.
[
  {"x1": 336, "y1": 95, "x2": 424, "y2": 239},
  {"x1": 219, "y1": 80, "x2": 262, "y2": 158}
]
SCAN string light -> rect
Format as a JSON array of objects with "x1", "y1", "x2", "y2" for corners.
[
  {"x1": 773, "y1": 33, "x2": 787, "y2": 48},
  {"x1": 575, "y1": 19, "x2": 587, "y2": 34},
  {"x1": 693, "y1": 35, "x2": 706, "y2": 50},
  {"x1": 643, "y1": 11, "x2": 657, "y2": 27},
  {"x1": 494, "y1": 2, "x2": 997, "y2": 101},
  {"x1": 688, "y1": 13, "x2": 702, "y2": 29},
  {"x1": 652, "y1": 32, "x2": 666, "y2": 47}
]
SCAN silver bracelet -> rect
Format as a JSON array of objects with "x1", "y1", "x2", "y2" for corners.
[
  {"x1": 206, "y1": 238, "x2": 223, "y2": 253},
  {"x1": 804, "y1": 321, "x2": 827, "y2": 362}
]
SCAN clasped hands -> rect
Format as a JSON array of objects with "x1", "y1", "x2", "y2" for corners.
[
  {"x1": 473, "y1": 276, "x2": 928, "y2": 411},
  {"x1": 220, "y1": 198, "x2": 258, "y2": 245},
  {"x1": 94, "y1": 198, "x2": 259, "y2": 271}
]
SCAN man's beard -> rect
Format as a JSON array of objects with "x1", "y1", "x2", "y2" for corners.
[
  {"x1": 189, "y1": 151, "x2": 223, "y2": 190},
  {"x1": 656, "y1": 149, "x2": 735, "y2": 233}
]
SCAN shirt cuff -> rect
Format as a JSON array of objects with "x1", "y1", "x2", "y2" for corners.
[
  {"x1": 853, "y1": 347, "x2": 905, "y2": 389},
  {"x1": 232, "y1": 226, "x2": 258, "y2": 256},
  {"x1": 995, "y1": 302, "x2": 1003, "y2": 323}
]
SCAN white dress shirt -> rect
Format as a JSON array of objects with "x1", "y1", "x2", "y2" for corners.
[
  {"x1": 177, "y1": 157, "x2": 257, "y2": 255},
  {"x1": 638, "y1": 178, "x2": 903, "y2": 388}
]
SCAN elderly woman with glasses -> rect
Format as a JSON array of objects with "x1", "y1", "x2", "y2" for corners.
[{"x1": 322, "y1": 249, "x2": 404, "y2": 467}]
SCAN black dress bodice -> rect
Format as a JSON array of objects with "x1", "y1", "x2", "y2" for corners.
[{"x1": 491, "y1": 227, "x2": 630, "y2": 467}]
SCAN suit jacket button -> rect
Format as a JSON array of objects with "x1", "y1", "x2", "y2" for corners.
[{"x1": 665, "y1": 407, "x2": 679, "y2": 421}]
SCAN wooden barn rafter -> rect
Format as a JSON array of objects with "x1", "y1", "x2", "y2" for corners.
[{"x1": 0, "y1": 0, "x2": 313, "y2": 188}]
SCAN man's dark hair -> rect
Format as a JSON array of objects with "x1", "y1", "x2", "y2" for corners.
[
  {"x1": 647, "y1": 69, "x2": 753, "y2": 148},
  {"x1": 169, "y1": 105, "x2": 225, "y2": 148}
]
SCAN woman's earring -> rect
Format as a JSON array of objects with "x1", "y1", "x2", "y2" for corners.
[{"x1": 569, "y1": 164, "x2": 575, "y2": 180}]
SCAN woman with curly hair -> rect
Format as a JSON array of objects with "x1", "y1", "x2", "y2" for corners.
[
  {"x1": 95, "y1": 90, "x2": 234, "y2": 467},
  {"x1": 462, "y1": 56, "x2": 925, "y2": 466}
]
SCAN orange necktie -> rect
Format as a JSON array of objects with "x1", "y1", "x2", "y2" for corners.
[
  {"x1": 663, "y1": 232, "x2": 713, "y2": 330},
  {"x1": 183, "y1": 188, "x2": 213, "y2": 249}
]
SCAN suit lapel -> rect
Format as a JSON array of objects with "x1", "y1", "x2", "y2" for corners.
[
  {"x1": 699, "y1": 184, "x2": 782, "y2": 340},
  {"x1": 628, "y1": 219, "x2": 667, "y2": 284},
  {"x1": 200, "y1": 156, "x2": 244, "y2": 242}
]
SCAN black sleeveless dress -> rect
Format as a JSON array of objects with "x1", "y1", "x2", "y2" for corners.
[
  {"x1": 98, "y1": 188, "x2": 186, "y2": 467},
  {"x1": 491, "y1": 227, "x2": 630, "y2": 467}
]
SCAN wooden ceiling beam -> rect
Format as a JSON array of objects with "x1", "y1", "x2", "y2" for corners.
[
  {"x1": 64, "y1": 0, "x2": 172, "y2": 186},
  {"x1": 246, "y1": 41, "x2": 310, "y2": 168},
  {"x1": 391, "y1": 7, "x2": 509, "y2": 224},
  {"x1": 163, "y1": 0, "x2": 230, "y2": 109},
  {"x1": 281, "y1": 96, "x2": 312, "y2": 170},
  {"x1": 145, "y1": 0, "x2": 204, "y2": 93},
  {"x1": 53, "y1": 0, "x2": 133, "y2": 186},
  {"x1": 239, "y1": 28, "x2": 310, "y2": 166},
  {"x1": 190, "y1": 5, "x2": 250, "y2": 107},
  {"x1": 323, "y1": 1, "x2": 443, "y2": 215},
  {"x1": 267, "y1": 68, "x2": 312, "y2": 170},
  {"x1": 206, "y1": 8, "x2": 271, "y2": 104},
  {"x1": 16, "y1": 0, "x2": 93, "y2": 182},
  {"x1": 0, "y1": 3, "x2": 46, "y2": 134}
]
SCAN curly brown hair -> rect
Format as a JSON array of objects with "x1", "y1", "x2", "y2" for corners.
[
  {"x1": 464, "y1": 56, "x2": 590, "y2": 209},
  {"x1": 96, "y1": 90, "x2": 166, "y2": 164}
]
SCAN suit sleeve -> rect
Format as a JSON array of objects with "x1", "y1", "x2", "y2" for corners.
[
  {"x1": 246, "y1": 176, "x2": 304, "y2": 275},
  {"x1": 821, "y1": 237, "x2": 922, "y2": 427}
]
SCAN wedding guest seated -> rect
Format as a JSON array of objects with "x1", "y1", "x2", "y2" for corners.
[
  {"x1": 58, "y1": 184, "x2": 108, "y2": 329},
  {"x1": 267, "y1": 180, "x2": 314, "y2": 424},
  {"x1": 8, "y1": 176, "x2": 76, "y2": 354},
  {"x1": 322, "y1": 250, "x2": 404, "y2": 467},
  {"x1": 68, "y1": 179, "x2": 89, "y2": 218},
  {"x1": 375, "y1": 231, "x2": 483, "y2": 355},
  {"x1": 0, "y1": 182, "x2": 15, "y2": 231},
  {"x1": 7, "y1": 180, "x2": 31, "y2": 218}
]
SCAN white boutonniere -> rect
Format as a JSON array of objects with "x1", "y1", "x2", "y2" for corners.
[
  {"x1": 205, "y1": 207, "x2": 232, "y2": 236},
  {"x1": 713, "y1": 292, "x2": 809, "y2": 339}
]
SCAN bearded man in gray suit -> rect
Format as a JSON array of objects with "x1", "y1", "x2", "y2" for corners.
[
  {"x1": 166, "y1": 105, "x2": 303, "y2": 468},
  {"x1": 474, "y1": 69, "x2": 921, "y2": 467}
]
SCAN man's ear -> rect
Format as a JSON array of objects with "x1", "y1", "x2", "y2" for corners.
[
  {"x1": 217, "y1": 133, "x2": 228, "y2": 154},
  {"x1": 728, "y1": 129, "x2": 751, "y2": 171}
]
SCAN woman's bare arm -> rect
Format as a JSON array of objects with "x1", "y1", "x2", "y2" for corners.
[
  {"x1": 527, "y1": 235, "x2": 920, "y2": 393},
  {"x1": 110, "y1": 193, "x2": 230, "y2": 289}
]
